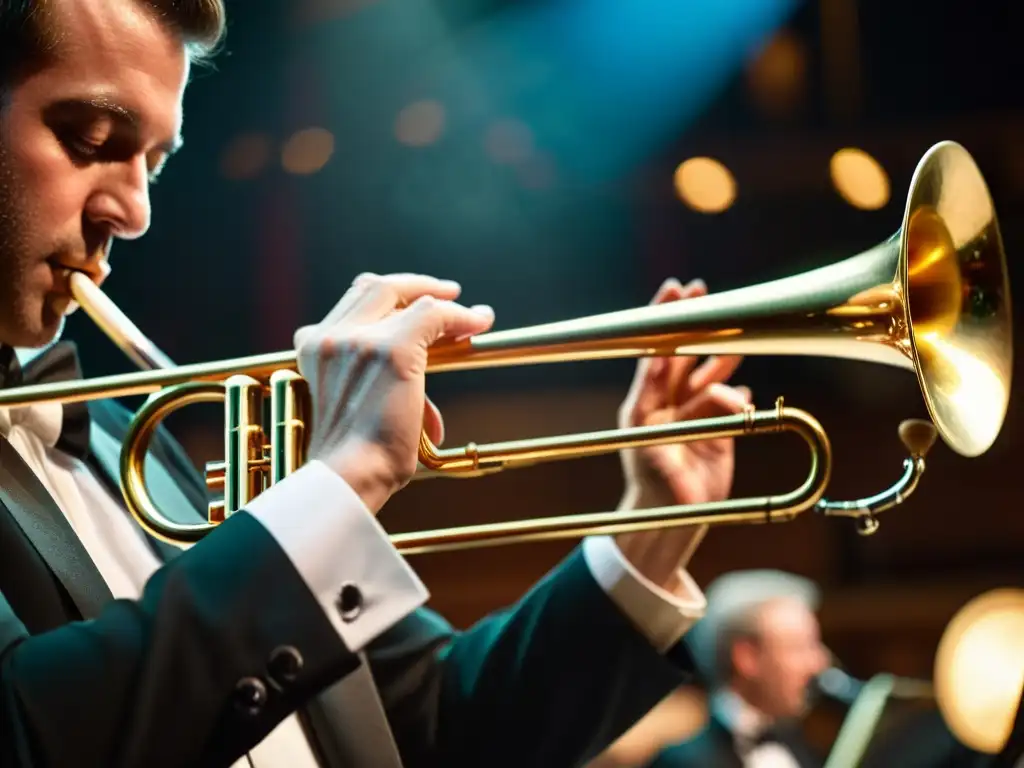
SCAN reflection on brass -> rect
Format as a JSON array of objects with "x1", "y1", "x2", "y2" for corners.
[{"x1": 0, "y1": 142, "x2": 1010, "y2": 549}]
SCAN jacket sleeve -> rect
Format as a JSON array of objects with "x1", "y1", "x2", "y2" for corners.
[
  {"x1": 366, "y1": 545, "x2": 700, "y2": 768},
  {"x1": 1, "y1": 510, "x2": 378, "y2": 767}
]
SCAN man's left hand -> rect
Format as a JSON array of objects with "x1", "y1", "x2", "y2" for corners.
[{"x1": 614, "y1": 277, "x2": 752, "y2": 591}]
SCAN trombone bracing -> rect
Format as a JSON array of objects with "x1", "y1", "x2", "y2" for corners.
[{"x1": 0, "y1": 141, "x2": 1011, "y2": 551}]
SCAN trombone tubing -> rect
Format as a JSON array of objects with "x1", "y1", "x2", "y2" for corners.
[
  {"x1": 392, "y1": 402, "x2": 833, "y2": 555},
  {"x1": 0, "y1": 350, "x2": 299, "y2": 408},
  {"x1": 120, "y1": 378, "x2": 835, "y2": 552}
]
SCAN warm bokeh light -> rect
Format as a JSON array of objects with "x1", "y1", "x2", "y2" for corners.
[
  {"x1": 281, "y1": 127, "x2": 335, "y2": 175},
  {"x1": 219, "y1": 132, "x2": 273, "y2": 180},
  {"x1": 395, "y1": 100, "x2": 446, "y2": 147},
  {"x1": 746, "y1": 29, "x2": 808, "y2": 118},
  {"x1": 674, "y1": 157, "x2": 737, "y2": 213},
  {"x1": 830, "y1": 147, "x2": 890, "y2": 209},
  {"x1": 935, "y1": 588, "x2": 1024, "y2": 754}
]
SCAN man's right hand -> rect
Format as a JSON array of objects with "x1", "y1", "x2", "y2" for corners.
[{"x1": 294, "y1": 272, "x2": 494, "y2": 513}]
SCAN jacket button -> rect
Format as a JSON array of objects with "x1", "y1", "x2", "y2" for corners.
[
  {"x1": 337, "y1": 582, "x2": 362, "y2": 622},
  {"x1": 233, "y1": 676, "x2": 268, "y2": 715},
  {"x1": 268, "y1": 645, "x2": 304, "y2": 686}
]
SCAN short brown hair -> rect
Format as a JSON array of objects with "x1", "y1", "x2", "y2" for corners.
[{"x1": 0, "y1": 0, "x2": 226, "y2": 89}]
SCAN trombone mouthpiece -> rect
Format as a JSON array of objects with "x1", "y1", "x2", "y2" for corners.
[
  {"x1": 68, "y1": 271, "x2": 176, "y2": 371},
  {"x1": 899, "y1": 419, "x2": 939, "y2": 458}
]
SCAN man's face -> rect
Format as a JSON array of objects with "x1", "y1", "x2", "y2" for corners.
[
  {"x1": 737, "y1": 598, "x2": 829, "y2": 719},
  {"x1": 0, "y1": 0, "x2": 189, "y2": 347}
]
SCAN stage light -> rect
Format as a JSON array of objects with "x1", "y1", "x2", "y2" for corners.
[
  {"x1": 674, "y1": 157, "x2": 737, "y2": 213},
  {"x1": 282, "y1": 127, "x2": 335, "y2": 175},
  {"x1": 830, "y1": 147, "x2": 890, "y2": 210}
]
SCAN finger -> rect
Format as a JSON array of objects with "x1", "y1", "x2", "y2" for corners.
[
  {"x1": 653, "y1": 279, "x2": 709, "y2": 399},
  {"x1": 678, "y1": 382, "x2": 752, "y2": 421},
  {"x1": 663, "y1": 354, "x2": 698, "y2": 405},
  {"x1": 627, "y1": 278, "x2": 709, "y2": 396},
  {"x1": 422, "y1": 395, "x2": 445, "y2": 446},
  {"x1": 677, "y1": 278, "x2": 707, "y2": 301},
  {"x1": 688, "y1": 354, "x2": 744, "y2": 392},
  {"x1": 652, "y1": 277, "x2": 687, "y2": 304},
  {"x1": 375, "y1": 273, "x2": 463, "y2": 313},
  {"x1": 651, "y1": 277, "x2": 707, "y2": 306},
  {"x1": 327, "y1": 273, "x2": 464, "y2": 327},
  {"x1": 295, "y1": 272, "x2": 391, "y2": 347},
  {"x1": 626, "y1": 352, "x2": 673, "y2": 419},
  {"x1": 404, "y1": 297, "x2": 495, "y2": 347}
]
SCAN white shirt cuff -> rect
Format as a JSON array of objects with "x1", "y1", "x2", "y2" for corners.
[
  {"x1": 243, "y1": 460, "x2": 429, "y2": 653},
  {"x1": 582, "y1": 535, "x2": 706, "y2": 653}
]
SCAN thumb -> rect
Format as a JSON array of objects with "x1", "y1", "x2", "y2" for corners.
[
  {"x1": 422, "y1": 395, "x2": 445, "y2": 446},
  {"x1": 406, "y1": 297, "x2": 495, "y2": 346}
]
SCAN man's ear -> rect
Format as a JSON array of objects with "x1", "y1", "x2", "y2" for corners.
[{"x1": 731, "y1": 637, "x2": 759, "y2": 679}]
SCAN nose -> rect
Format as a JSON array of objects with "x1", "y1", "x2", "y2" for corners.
[{"x1": 85, "y1": 156, "x2": 152, "y2": 240}]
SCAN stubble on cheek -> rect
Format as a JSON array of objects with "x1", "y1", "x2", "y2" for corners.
[{"x1": 0, "y1": 135, "x2": 55, "y2": 346}]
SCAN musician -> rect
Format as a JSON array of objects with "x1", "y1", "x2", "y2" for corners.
[
  {"x1": 0, "y1": 1, "x2": 756, "y2": 766},
  {"x1": 646, "y1": 570, "x2": 830, "y2": 768}
]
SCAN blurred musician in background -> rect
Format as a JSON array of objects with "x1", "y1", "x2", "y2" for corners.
[{"x1": 646, "y1": 569, "x2": 830, "y2": 768}]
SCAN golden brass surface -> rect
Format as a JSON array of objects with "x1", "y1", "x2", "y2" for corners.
[{"x1": 0, "y1": 141, "x2": 1010, "y2": 549}]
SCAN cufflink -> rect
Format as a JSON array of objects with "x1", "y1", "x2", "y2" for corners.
[
  {"x1": 267, "y1": 645, "x2": 304, "y2": 688},
  {"x1": 337, "y1": 582, "x2": 363, "y2": 622},
  {"x1": 232, "y1": 676, "x2": 268, "y2": 716}
]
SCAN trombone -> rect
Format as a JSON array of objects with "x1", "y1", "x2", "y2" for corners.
[{"x1": 0, "y1": 140, "x2": 1012, "y2": 551}]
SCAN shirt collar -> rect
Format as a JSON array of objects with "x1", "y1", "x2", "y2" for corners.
[
  {"x1": 712, "y1": 688, "x2": 773, "y2": 741},
  {"x1": 0, "y1": 338, "x2": 67, "y2": 448}
]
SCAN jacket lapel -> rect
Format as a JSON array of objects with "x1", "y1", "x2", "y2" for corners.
[
  {"x1": 302, "y1": 661, "x2": 406, "y2": 768},
  {"x1": 0, "y1": 434, "x2": 113, "y2": 619}
]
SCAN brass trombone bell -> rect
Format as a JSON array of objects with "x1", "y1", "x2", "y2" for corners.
[{"x1": 0, "y1": 140, "x2": 1011, "y2": 550}]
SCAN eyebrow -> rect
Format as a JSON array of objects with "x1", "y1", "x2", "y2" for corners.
[{"x1": 56, "y1": 96, "x2": 184, "y2": 155}]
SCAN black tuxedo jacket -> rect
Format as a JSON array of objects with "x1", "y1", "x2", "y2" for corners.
[
  {"x1": 0, "y1": 395, "x2": 699, "y2": 767},
  {"x1": 645, "y1": 712, "x2": 822, "y2": 768}
]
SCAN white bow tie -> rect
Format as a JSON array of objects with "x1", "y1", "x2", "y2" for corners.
[{"x1": 0, "y1": 401, "x2": 64, "y2": 448}]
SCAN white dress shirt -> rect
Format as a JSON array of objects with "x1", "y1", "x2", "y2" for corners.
[
  {"x1": 712, "y1": 689, "x2": 803, "y2": 768},
  {"x1": 1, "y1": 344, "x2": 708, "y2": 767}
]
